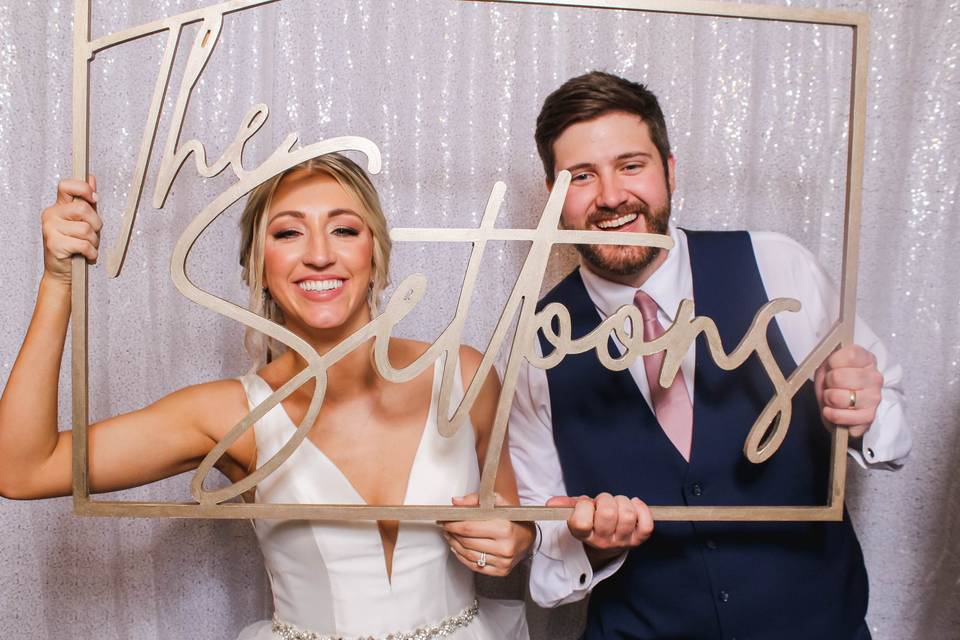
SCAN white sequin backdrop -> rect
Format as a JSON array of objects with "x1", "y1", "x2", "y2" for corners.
[{"x1": 0, "y1": 0, "x2": 956, "y2": 638}]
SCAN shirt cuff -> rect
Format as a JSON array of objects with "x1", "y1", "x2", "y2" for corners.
[
  {"x1": 847, "y1": 390, "x2": 910, "y2": 470},
  {"x1": 529, "y1": 521, "x2": 627, "y2": 607}
]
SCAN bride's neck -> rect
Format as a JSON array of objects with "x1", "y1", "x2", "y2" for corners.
[{"x1": 287, "y1": 338, "x2": 378, "y2": 401}]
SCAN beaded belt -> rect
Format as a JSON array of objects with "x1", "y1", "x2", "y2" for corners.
[{"x1": 270, "y1": 599, "x2": 480, "y2": 640}]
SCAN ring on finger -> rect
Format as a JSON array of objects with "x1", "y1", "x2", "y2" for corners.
[
  {"x1": 476, "y1": 551, "x2": 487, "y2": 568},
  {"x1": 848, "y1": 389, "x2": 857, "y2": 409}
]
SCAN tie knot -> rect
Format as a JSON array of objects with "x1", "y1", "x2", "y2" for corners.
[{"x1": 633, "y1": 289, "x2": 660, "y2": 324}]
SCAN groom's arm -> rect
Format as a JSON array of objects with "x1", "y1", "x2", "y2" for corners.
[
  {"x1": 508, "y1": 357, "x2": 649, "y2": 606},
  {"x1": 750, "y1": 231, "x2": 911, "y2": 468}
]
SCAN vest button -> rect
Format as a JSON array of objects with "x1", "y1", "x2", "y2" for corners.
[
  {"x1": 705, "y1": 539, "x2": 718, "y2": 550},
  {"x1": 718, "y1": 590, "x2": 729, "y2": 603},
  {"x1": 691, "y1": 483, "x2": 703, "y2": 496},
  {"x1": 579, "y1": 573, "x2": 587, "y2": 585}
]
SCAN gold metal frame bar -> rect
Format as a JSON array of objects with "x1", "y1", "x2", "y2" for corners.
[
  {"x1": 71, "y1": 0, "x2": 91, "y2": 509},
  {"x1": 75, "y1": 501, "x2": 843, "y2": 522},
  {"x1": 479, "y1": 0, "x2": 865, "y2": 26}
]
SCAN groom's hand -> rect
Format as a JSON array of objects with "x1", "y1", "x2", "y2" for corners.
[
  {"x1": 547, "y1": 493, "x2": 653, "y2": 569},
  {"x1": 814, "y1": 344, "x2": 882, "y2": 438}
]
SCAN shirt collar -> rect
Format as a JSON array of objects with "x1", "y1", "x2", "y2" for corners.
[{"x1": 578, "y1": 223, "x2": 692, "y2": 322}]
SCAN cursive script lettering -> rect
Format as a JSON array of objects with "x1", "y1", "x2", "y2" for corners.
[{"x1": 89, "y1": 0, "x2": 826, "y2": 509}]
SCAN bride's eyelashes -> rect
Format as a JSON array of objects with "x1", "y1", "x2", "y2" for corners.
[
  {"x1": 272, "y1": 229, "x2": 301, "y2": 240},
  {"x1": 332, "y1": 226, "x2": 361, "y2": 237},
  {"x1": 271, "y1": 227, "x2": 360, "y2": 240}
]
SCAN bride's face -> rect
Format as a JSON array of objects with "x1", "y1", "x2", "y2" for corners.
[{"x1": 263, "y1": 170, "x2": 375, "y2": 338}]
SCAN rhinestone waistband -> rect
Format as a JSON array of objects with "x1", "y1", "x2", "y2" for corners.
[{"x1": 270, "y1": 599, "x2": 480, "y2": 640}]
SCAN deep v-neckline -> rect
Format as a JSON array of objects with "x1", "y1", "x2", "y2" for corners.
[{"x1": 250, "y1": 362, "x2": 440, "y2": 585}]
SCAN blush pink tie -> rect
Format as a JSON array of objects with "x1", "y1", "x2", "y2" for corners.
[{"x1": 633, "y1": 289, "x2": 694, "y2": 461}]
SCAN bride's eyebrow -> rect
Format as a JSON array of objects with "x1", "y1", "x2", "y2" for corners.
[
  {"x1": 327, "y1": 208, "x2": 361, "y2": 219},
  {"x1": 268, "y1": 209, "x2": 361, "y2": 222},
  {"x1": 268, "y1": 210, "x2": 306, "y2": 223}
]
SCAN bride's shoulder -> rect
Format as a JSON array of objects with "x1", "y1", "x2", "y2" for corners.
[
  {"x1": 174, "y1": 378, "x2": 256, "y2": 475},
  {"x1": 182, "y1": 378, "x2": 249, "y2": 423},
  {"x1": 150, "y1": 378, "x2": 253, "y2": 457},
  {"x1": 160, "y1": 378, "x2": 248, "y2": 415}
]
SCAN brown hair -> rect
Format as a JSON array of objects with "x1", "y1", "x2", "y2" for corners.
[
  {"x1": 238, "y1": 153, "x2": 391, "y2": 363},
  {"x1": 535, "y1": 71, "x2": 671, "y2": 185}
]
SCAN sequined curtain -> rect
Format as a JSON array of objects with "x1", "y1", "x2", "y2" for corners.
[{"x1": 0, "y1": 1, "x2": 956, "y2": 638}]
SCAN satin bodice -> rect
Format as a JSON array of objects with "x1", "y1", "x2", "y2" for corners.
[{"x1": 241, "y1": 361, "x2": 486, "y2": 637}]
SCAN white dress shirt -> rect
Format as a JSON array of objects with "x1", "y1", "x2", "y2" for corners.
[{"x1": 508, "y1": 224, "x2": 912, "y2": 608}]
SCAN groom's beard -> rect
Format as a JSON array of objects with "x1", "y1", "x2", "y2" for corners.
[{"x1": 568, "y1": 199, "x2": 671, "y2": 278}]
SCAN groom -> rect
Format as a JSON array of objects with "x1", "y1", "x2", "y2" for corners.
[{"x1": 508, "y1": 72, "x2": 911, "y2": 639}]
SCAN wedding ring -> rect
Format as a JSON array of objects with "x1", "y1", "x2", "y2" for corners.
[
  {"x1": 476, "y1": 552, "x2": 487, "y2": 568},
  {"x1": 848, "y1": 389, "x2": 857, "y2": 409}
]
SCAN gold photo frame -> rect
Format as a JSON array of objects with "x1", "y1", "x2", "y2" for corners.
[{"x1": 70, "y1": 0, "x2": 868, "y2": 522}]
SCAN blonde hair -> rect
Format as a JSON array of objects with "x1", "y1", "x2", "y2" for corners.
[{"x1": 238, "y1": 153, "x2": 391, "y2": 363}]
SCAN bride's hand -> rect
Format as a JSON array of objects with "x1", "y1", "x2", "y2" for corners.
[
  {"x1": 41, "y1": 176, "x2": 101, "y2": 285},
  {"x1": 440, "y1": 492, "x2": 536, "y2": 577}
]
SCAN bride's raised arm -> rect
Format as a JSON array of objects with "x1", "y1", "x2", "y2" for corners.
[{"x1": 0, "y1": 177, "x2": 253, "y2": 500}]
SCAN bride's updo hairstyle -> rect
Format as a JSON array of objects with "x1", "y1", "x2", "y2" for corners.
[{"x1": 239, "y1": 153, "x2": 391, "y2": 363}]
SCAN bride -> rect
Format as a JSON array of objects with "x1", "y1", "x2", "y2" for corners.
[{"x1": 0, "y1": 153, "x2": 534, "y2": 639}]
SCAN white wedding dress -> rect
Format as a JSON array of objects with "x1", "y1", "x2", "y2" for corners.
[{"x1": 235, "y1": 362, "x2": 529, "y2": 640}]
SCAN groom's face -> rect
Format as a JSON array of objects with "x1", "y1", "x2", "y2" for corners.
[{"x1": 551, "y1": 111, "x2": 675, "y2": 282}]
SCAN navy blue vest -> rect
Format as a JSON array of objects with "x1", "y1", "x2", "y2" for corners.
[{"x1": 538, "y1": 231, "x2": 868, "y2": 640}]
